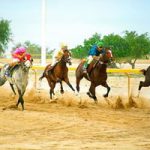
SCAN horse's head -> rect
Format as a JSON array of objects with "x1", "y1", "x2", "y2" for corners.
[
  {"x1": 100, "y1": 48, "x2": 113, "y2": 63},
  {"x1": 62, "y1": 50, "x2": 72, "y2": 65},
  {"x1": 23, "y1": 58, "x2": 33, "y2": 69}
]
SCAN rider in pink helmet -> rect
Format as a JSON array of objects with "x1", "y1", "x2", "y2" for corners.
[
  {"x1": 5, "y1": 46, "x2": 32, "y2": 77},
  {"x1": 12, "y1": 47, "x2": 27, "y2": 61}
]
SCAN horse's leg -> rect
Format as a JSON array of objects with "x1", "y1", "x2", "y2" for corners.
[
  {"x1": 76, "y1": 76, "x2": 83, "y2": 92},
  {"x1": 9, "y1": 83, "x2": 16, "y2": 95},
  {"x1": 64, "y1": 77, "x2": 75, "y2": 92},
  {"x1": 87, "y1": 83, "x2": 97, "y2": 101},
  {"x1": 16, "y1": 97, "x2": 20, "y2": 107},
  {"x1": 49, "y1": 82, "x2": 56, "y2": 99},
  {"x1": 20, "y1": 96, "x2": 24, "y2": 110},
  {"x1": 138, "y1": 81, "x2": 150, "y2": 97},
  {"x1": 16, "y1": 96, "x2": 24, "y2": 110},
  {"x1": 16, "y1": 89, "x2": 21, "y2": 107},
  {"x1": 59, "y1": 80, "x2": 64, "y2": 94},
  {"x1": 16, "y1": 89, "x2": 25, "y2": 110},
  {"x1": 101, "y1": 82, "x2": 110, "y2": 98}
]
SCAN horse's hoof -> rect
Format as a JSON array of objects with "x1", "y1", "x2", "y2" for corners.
[
  {"x1": 94, "y1": 100, "x2": 98, "y2": 104},
  {"x1": 60, "y1": 90, "x2": 64, "y2": 94},
  {"x1": 87, "y1": 92, "x2": 91, "y2": 97},
  {"x1": 50, "y1": 100, "x2": 57, "y2": 103},
  {"x1": 103, "y1": 94, "x2": 108, "y2": 98}
]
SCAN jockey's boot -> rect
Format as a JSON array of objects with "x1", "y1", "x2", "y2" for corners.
[
  {"x1": 83, "y1": 66, "x2": 90, "y2": 80},
  {"x1": 83, "y1": 67, "x2": 87, "y2": 73},
  {"x1": 5, "y1": 62, "x2": 18, "y2": 77},
  {"x1": 5, "y1": 65, "x2": 11, "y2": 77}
]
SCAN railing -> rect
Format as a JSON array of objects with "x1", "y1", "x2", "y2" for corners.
[
  {"x1": 25, "y1": 66, "x2": 143, "y2": 99},
  {"x1": 0, "y1": 64, "x2": 142, "y2": 99}
]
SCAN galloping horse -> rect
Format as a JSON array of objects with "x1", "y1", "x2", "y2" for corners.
[
  {"x1": 76, "y1": 49, "x2": 113, "y2": 102},
  {"x1": 138, "y1": 66, "x2": 150, "y2": 97},
  {"x1": 0, "y1": 60, "x2": 33, "y2": 110},
  {"x1": 39, "y1": 50, "x2": 75, "y2": 99}
]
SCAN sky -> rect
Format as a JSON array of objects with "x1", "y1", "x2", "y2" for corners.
[{"x1": 1, "y1": 0, "x2": 150, "y2": 50}]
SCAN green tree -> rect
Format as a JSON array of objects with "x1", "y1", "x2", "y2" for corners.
[
  {"x1": 24, "y1": 41, "x2": 41, "y2": 58},
  {"x1": 124, "y1": 31, "x2": 150, "y2": 68},
  {"x1": 71, "y1": 45, "x2": 84, "y2": 58},
  {"x1": 84, "y1": 33, "x2": 102, "y2": 51},
  {"x1": 0, "y1": 19, "x2": 12, "y2": 55},
  {"x1": 12, "y1": 41, "x2": 41, "y2": 58},
  {"x1": 71, "y1": 33, "x2": 102, "y2": 58},
  {"x1": 103, "y1": 33, "x2": 128, "y2": 58},
  {"x1": 12, "y1": 41, "x2": 53, "y2": 59}
]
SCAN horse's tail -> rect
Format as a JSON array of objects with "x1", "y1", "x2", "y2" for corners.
[{"x1": 39, "y1": 72, "x2": 45, "y2": 81}]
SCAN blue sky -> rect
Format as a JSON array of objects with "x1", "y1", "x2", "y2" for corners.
[{"x1": 1, "y1": 0, "x2": 150, "y2": 49}]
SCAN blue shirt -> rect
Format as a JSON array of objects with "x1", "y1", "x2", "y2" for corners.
[{"x1": 88, "y1": 45, "x2": 105, "y2": 56}]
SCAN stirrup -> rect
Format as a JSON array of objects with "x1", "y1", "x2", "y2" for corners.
[
  {"x1": 86, "y1": 73, "x2": 90, "y2": 80},
  {"x1": 83, "y1": 68, "x2": 87, "y2": 73},
  {"x1": 83, "y1": 70, "x2": 87, "y2": 74},
  {"x1": 5, "y1": 71, "x2": 11, "y2": 77}
]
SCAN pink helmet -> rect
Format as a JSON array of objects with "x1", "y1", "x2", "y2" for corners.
[
  {"x1": 15, "y1": 47, "x2": 26, "y2": 53},
  {"x1": 19, "y1": 47, "x2": 26, "y2": 53}
]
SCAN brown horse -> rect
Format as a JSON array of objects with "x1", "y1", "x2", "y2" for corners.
[
  {"x1": 39, "y1": 50, "x2": 75, "y2": 99},
  {"x1": 76, "y1": 49, "x2": 113, "y2": 102}
]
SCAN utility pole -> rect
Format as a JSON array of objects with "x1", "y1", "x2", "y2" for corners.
[{"x1": 41, "y1": 0, "x2": 46, "y2": 66}]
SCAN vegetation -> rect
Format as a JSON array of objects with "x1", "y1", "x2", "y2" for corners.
[
  {"x1": 0, "y1": 18, "x2": 150, "y2": 68},
  {"x1": 0, "y1": 19, "x2": 12, "y2": 55},
  {"x1": 71, "y1": 31, "x2": 150, "y2": 68},
  {"x1": 12, "y1": 41, "x2": 52, "y2": 59}
]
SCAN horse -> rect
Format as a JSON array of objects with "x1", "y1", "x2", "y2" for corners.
[
  {"x1": 138, "y1": 66, "x2": 150, "y2": 97},
  {"x1": 76, "y1": 49, "x2": 113, "y2": 102},
  {"x1": 0, "y1": 59, "x2": 33, "y2": 110},
  {"x1": 39, "y1": 50, "x2": 75, "y2": 99},
  {"x1": 0, "y1": 68, "x2": 7, "y2": 86}
]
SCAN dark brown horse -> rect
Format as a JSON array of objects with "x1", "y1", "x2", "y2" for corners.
[
  {"x1": 76, "y1": 50, "x2": 113, "y2": 102},
  {"x1": 39, "y1": 50, "x2": 75, "y2": 99},
  {"x1": 138, "y1": 66, "x2": 150, "y2": 97}
]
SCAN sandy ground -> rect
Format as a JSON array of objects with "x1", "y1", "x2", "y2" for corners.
[{"x1": 0, "y1": 71, "x2": 150, "y2": 150}]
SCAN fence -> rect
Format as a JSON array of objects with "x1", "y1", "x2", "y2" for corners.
[{"x1": 0, "y1": 64, "x2": 142, "y2": 99}]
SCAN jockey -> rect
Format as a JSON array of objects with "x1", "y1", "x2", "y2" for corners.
[
  {"x1": 83, "y1": 41, "x2": 105, "y2": 74},
  {"x1": 51, "y1": 43, "x2": 68, "y2": 68},
  {"x1": 5, "y1": 47, "x2": 32, "y2": 77}
]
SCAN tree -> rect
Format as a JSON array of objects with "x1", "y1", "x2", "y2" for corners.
[
  {"x1": 124, "y1": 31, "x2": 150, "y2": 68},
  {"x1": 83, "y1": 33, "x2": 102, "y2": 51},
  {"x1": 12, "y1": 41, "x2": 41, "y2": 58},
  {"x1": 12, "y1": 41, "x2": 53, "y2": 59},
  {"x1": 71, "y1": 31, "x2": 150, "y2": 69},
  {"x1": 0, "y1": 19, "x2": 12, "y2": 55},
  {"x1": 71, "y1": 33, "x2": 102, "y2": 59},
  {"x1": 103, "y1": 33, "x2": 129, "y2": 58}
]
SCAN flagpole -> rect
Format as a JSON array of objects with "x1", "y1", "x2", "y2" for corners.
[{"x1": 41, "y1": 0, "x2": 46, "y2": 66}]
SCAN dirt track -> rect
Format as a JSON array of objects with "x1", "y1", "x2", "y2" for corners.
[{"x1": 0, "y1": 73, "x2": 150, "y2": 150}]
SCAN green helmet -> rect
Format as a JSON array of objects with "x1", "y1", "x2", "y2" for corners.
[{"x1": 97, "y1": 41, "x2": 104, "y2": 47}]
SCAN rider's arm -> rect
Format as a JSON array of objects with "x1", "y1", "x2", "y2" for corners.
[{"x1": 54, "y1": 50, "x2": 63, "y2": 60}]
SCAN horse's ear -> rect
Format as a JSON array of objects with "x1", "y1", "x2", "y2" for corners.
[{"x1": 64, "y1": 49, "x2": 68, "y2": 52}]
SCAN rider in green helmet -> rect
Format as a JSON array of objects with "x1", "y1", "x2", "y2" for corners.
[{"x1": 83, "y1": 41, "x2": 105, "y2": 74}]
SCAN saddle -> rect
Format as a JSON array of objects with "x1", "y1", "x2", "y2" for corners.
[{"x1": 46, "y1": 62, "x2": 58, "y2": 75}]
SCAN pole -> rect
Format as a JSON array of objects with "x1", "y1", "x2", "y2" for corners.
[{"x1": 41, "y1": 0, "x2": 46, "y2": 66}]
